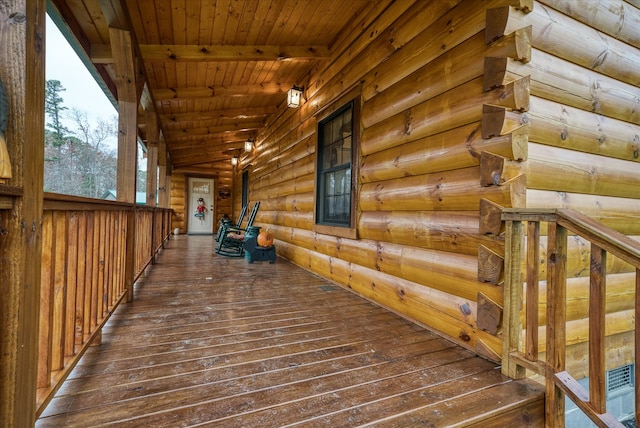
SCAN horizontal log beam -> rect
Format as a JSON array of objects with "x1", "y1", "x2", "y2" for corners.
[
  {"x1": 271, "y1": 227, "x2": 503, "y2": 304},
  {"x1": 532, "y1": 272, "x2": 637, "y2": 326},
  {"x1": 251, "y1": 156, "x2": 314, "y2": 191},
  {"x1": 361, "y1": 77, "x2": 530, "y2": 157},
  {"x1": 358, "y1": 0, "x2": 532, "y2": 104},
  {"x1": 360, "y1": 167, "x2": 526, "y2": 212},
  {"x1": 486, "y1": 5, "x2": 640, "y2": 87},
  {"x1": 362, "y1": 32, "x2": 487, "y2": 127},
  {"x1": 159, "y1": 107, "x2": 277, "y2": 123},
  {"x1": 360, "y1": 122, "x2": 527, "y2": 184},
  {"x1": 153, "y1": 83, "x2": 293, "y2": 101},
  {"x1": 537, "y1": 0, "x2": 640, "y2": 49},
  {"x1": 167, "y1": 130, "x2": 251, "y2": 145},
  {"x1": 525, "y1": 96, "x2": 640, "y2": 163},
  {"x1": 163, "y1": 121, "x2": 265, "y2": 139},
  {"x1": 484, "y1": 51, "x2": 640, "y2": 124},
  {"x1": 357, "y1": 210, "x2": 501, "y2": 256},
  {"x1": 527, "y1": 189, "x2": 640, "y2": 235},
  {"x1": 524, "y1": 143, "x2": 640, "y2": 199},
  {"x1": 92, "y1": 43, "x2": 330, "y2": 63}
]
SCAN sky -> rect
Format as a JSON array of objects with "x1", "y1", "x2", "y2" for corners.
[{"x1": 45, "y1": 15, "x2": 118, "y2": 149}]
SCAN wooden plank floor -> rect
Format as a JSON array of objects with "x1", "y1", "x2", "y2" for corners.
[{"x1": 37, "y1": 235, "x2": 544, "y2": 427}]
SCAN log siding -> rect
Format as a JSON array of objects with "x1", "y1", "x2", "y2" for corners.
[{"x1": 220, "y1": 0, "x2": 640, "y2": 374}]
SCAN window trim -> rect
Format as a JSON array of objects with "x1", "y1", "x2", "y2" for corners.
[{"x1": 313, "y1": 87, "x2": 360, "y2": 240}]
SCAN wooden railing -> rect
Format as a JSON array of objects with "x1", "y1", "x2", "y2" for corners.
[
  {"x1": 502, "y1": 208, "x2": 640, "y2": 428},
  {"x1": 35, "y1": 193, "x2": 172, "y2": 414}
]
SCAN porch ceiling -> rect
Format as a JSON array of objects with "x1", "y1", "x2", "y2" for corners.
[{"x1": 47, "y1": 0, "x2": 379, "y2": 169}]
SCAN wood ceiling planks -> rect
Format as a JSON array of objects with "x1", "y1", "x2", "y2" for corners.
[{"x1": 53, "y1": 0, "x2": 381, "y2": 166}]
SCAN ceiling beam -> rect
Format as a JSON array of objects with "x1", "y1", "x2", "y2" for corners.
[
  {"x1": 152, "y1": 83, "x2": 293, "y2": 101},
  {"x1": 163, "y1": 121, "x2": 264, "y2": 139},
  {"x1": 165, "y1": 130, "x2": 251, "y2": 144},
  {"x1": 158, "y1": 106, "x2": 277, "y2": 123},
  {"x1": 91, "y1": 43, "x2": 330, "y2": 63}
]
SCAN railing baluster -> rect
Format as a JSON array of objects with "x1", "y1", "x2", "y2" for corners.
[
  {"x1": 589, "y1": 243, "x2": 607, "y2": 414},
  {"x1": 526, "y1": 220, "x2": 540, "y2": 362}
]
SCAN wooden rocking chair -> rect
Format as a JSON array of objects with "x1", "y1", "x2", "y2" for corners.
[
  {"x1": 215, "y1": 201, "x2": 260, "y2": 257},
  {"x1": 215, "y1": 204, "x2": 247, "y2": 242}
]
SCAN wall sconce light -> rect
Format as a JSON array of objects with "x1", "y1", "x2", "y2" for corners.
[
  {"x1": 287, "y1": 85, "x2": 303, "y2": 108},
  {"x1": 230, "y1": 155, "x2": 239, "y2": 166},
  {"x1": 244, "y1": 139, "x2": 255, "y2": 152}
]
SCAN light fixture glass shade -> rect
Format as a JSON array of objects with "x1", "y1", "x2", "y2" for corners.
[
  {"x1": 231, "y1": 155, "x2": 239, "y2": 166},
  {"x1": 287, "y1": 86, "x2": 303, "y2": 108},
  {"x1": 244, "y1": 139, "x2": 254, "y2": 152}
]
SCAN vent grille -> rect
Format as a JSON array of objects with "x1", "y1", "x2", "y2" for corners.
[{"x1": 607, "y1": 364, "x2": 634, "y2": 394}]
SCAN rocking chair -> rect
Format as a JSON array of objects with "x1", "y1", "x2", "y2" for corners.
[
  {"x1": 215, "y1": 204, "x2": 247, "y2": 242},
  {"x1": 215, "y1": 201, "x2": 260, "y2": 257}
]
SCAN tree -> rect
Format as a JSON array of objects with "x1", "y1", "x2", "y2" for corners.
[
  {"x1": 44, "y1": 80, "x2": 117, "y2": 198},
  {"x1": 45, "y1": 79, "x2": 70, "y2": 149}
]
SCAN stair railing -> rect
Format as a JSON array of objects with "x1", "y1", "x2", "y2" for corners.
[{"x1": 502, "y1": 208, "x2": 640, "y2": 428}]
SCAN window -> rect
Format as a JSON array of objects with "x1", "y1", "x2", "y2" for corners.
[{"x1": 315, "y1": 99, "x2": 358, "y2": 237}]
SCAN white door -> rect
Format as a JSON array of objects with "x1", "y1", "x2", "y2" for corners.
[{"x1": 187, "y1": 177, "x2": 215, "y2": 234}]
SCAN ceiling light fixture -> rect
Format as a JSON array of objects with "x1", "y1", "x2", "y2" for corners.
[{"x1": 287, "y1": 85, "x2": 303, "y2": 108}]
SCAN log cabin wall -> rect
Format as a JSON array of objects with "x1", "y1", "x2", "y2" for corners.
[
  {"x1": 484, "y1": 0, "x2": 640, "y2": 378},
  {"x1": 228, "y1": 0, "x2": 532, "y2": 361},
  {"x1": 170, "y1": 173, "x2": 186, "y2": 233},
  {"x1": 179, "y1": 0, "x2": 640, "y2": 369},
  {"x1": 170, "y1": 169, "x2": 233, "y2": 233}
]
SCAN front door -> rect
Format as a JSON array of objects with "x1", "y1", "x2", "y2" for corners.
[{"x1": 187, "y1": 177, "x2": 215, "y2": 234}]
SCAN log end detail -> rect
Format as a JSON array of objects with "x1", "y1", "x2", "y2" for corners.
[
  {"x1": 480, "y1": 151, "x2": 506, "y2": 187},
  {"x1": 478, "y1": 244, "x2": 505, "y2": 285},
  {"x1": 477, "y1": 292, "x2": 503, "y2": 335},
  {"x1": 479, "y1": 198, "x2": 505, "y2": 236}
]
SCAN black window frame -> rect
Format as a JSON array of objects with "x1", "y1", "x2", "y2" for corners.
[{"x1": 314, "y1": 96, "x2": 359, "y2": 239}]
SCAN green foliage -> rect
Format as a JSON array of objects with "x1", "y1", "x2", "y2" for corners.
[{"x1": 44, "y1": 79, "x2": 118, "y2": 198}]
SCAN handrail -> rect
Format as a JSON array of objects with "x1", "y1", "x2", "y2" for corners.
[
  {"x1": 502, "y1": 208, "x2": 639, "y2": 428},
  {"x1": 35, "y1": 194, "x2": 173, "y2": 415}
]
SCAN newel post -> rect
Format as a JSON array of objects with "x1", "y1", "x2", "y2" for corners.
[
  {"x1": 546, "y1": 222, "x2": 568, "y2": 427},
  {"x1": 0, "y1": 0, "x2": 46, "y2": 426},
  {"x1": 502, "y1": 219, "x2": 526, "y2": 379}
]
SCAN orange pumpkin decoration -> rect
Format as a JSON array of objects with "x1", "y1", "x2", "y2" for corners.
[{"x1": 257, "y1": 230, "x2": 274, "y2": 247}]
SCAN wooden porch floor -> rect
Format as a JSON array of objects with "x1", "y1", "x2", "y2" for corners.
[{"x1": 37, "y1": 235, "x2": 544, "y2": 427}]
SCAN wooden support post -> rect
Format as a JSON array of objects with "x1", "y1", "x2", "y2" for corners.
[
  {"x1": 0, "y1": 0, "x2": 46, "y2": 426},
  {"x1": 158, "y1": 132, "x2": 169, "y2": 208},
  {"x1": 110, "y1": 27, "x2": 138, "y2": 302},
  {"x1": 145, "y1": 111, "x2": 159, "y2": 207}
]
